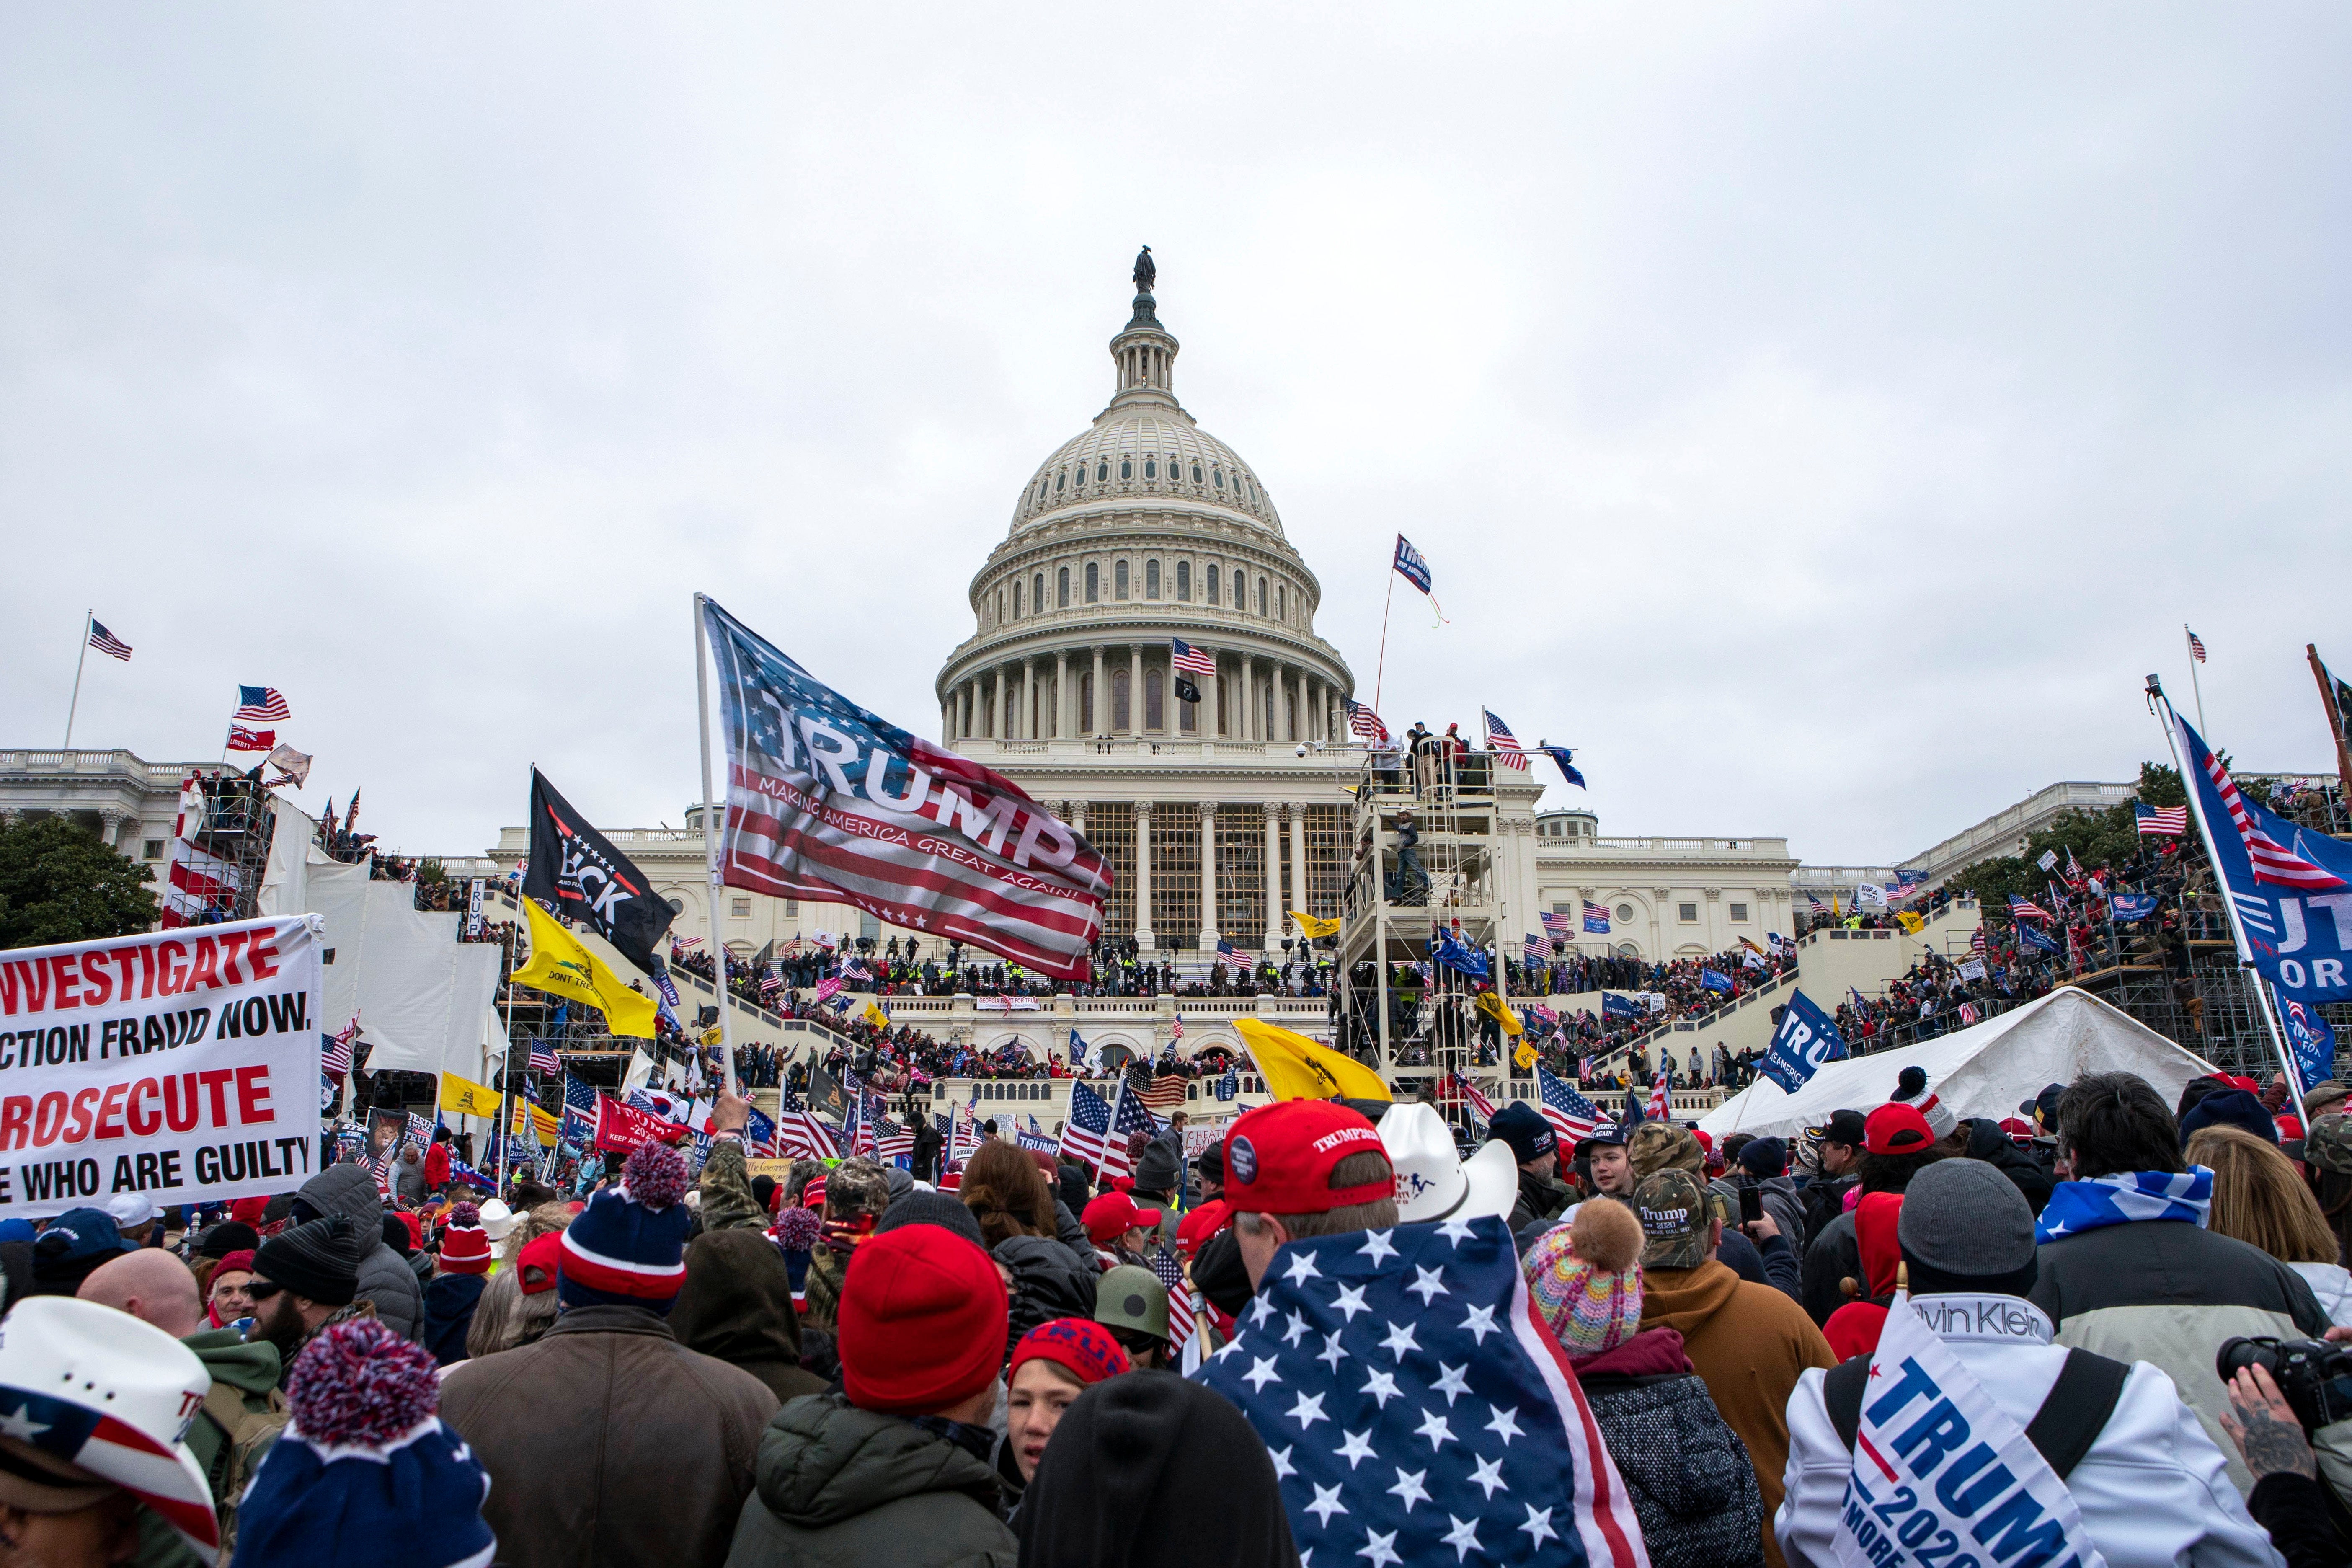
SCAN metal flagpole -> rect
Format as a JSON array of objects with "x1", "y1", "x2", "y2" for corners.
[
  {"x1": 1372, "y1": 550, "x2": 1397, "y2": 719},
  {"x1": 2184, "y1": 625, "x2": 2208, "y2": 735},
  {"x1": 62, "y1": 610, "x2": 92, "y2": 749},
  {"x1": 2148, "y1": 678, "x2": 2302, "y2": 1119},
  {"x1": 694, "y1": 594, "x2": 741, "y2": 1098}
]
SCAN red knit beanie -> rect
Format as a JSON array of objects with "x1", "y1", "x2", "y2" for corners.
[{"x1": 836, "y1": 1225, "x2": 1007, "y2": 1416}]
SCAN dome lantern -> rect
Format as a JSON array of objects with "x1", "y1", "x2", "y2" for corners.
[{"x1": 1108, "y1": 253, "x2": 1180, "y2": 413}]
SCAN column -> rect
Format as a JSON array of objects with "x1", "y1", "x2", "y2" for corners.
[
  {"x1": 1054, "y1": 651, "x2": 1070, "y2": 739},
  {"x1": 1284, "y1": 667, "x2": 1299, "y2": 744},
  {"x1": 1239, "y1": 654, "x2": 1255, "y2": 741},
  {"x1": 1128, "y1": 646, "x2": 1143, "y2": 736},
  {"x1": 942, "y1": 700, "x2": 953, "y2": 741},
  {"x1": 1134, "y1": 801, "x2": 1155, "y2": 949},
  {"x1": 1021, "y1": 658, "x2": 1035, "y2": 739},
  {"x1": 1198, "y1": 803, "x2": 1219, "y2": 948},
  {"x1": 989, "y1": 672, "x2": 1004, "y2": 739},
  {"x1": 1262, "y1": 803, "x2": 1283, "y2": 951},
  {"x1": 1090, "y1": 647, "x2": 1106, "y2": 736},
  {"x1": 1289, "y1": 803, "x2": 1309, "y2": 924},
  {"x1": 965, "y1": 680, "x2": 978, "y2": 740}
]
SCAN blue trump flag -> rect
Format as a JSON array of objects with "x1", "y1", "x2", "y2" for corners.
[
  {"x1": 1600, "y1": 992, "x2": 1642, "y2": 1020},
  {"x1": 2109, "y1": 892, "x2": 2159, "y2": 922},
  {"x1": 1699, "y1": 968, "x2": 1733, "y2": 994},
  {"x1": 1538, "y1": 746, "x2": 1586, "y2": 790},
  {"x1": 1759, "y1": 987, "x2": 1848, "y2": 1095},
  {"x1": 2277, "y1": 987, "x2": 2339, "y2": 1097},
  {"x1": 2017, "y1": 922, "x2": 2062, "y2": 956},
  {"x1": 1392, "y1": 533, "x2": 1433, "y2": 594},
  {"x1": 1431, "y1": 927, "x2": 1490, "y2": 981}
]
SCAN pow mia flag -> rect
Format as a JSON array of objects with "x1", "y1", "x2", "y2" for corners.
[
  {"x1": 1173, "y1": 673, "x2": 1201, "y2": 705},
  {"x1": 522, "y1": 768, "x2": 676, "y2": 977}
]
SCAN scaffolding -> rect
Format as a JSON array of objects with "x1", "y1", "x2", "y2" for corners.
[
  {"x1": 1334, "y1": 747, "x2": 1514, "y2": 1142},
  {"x1": 168, "y1": 767, "x2": 278, "y2": 925}
]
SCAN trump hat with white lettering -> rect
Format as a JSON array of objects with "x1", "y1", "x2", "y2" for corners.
[
  {"x1": 0, "y1": 1296, "x2": 219, "y2": 1555},
  {"x1": 1379, "y1": 1102, "x2": 1516, "y2": 1224},
  {"x1": 1221, "y1": 1099, "x2": 1390, "y2": 1216}
]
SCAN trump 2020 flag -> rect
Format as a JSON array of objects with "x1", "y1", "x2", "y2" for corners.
[
  {"x1": 1194, "y1": 1215, "x2": 1646, "y2": 1568},
  {"x1": 1760, "y1": 987, "x2": 1848, "y2": 1095},
  {"x1": 2278, "y1": 987, "x2": 2338, "y2": 1098},
  {"x1": 700, "y1": 597, "x2": 1110, "y2": 981}
]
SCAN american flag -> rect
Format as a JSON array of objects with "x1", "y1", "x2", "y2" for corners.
[
  {"x1": 1193, "y1": 1216, "x2": 1642, "y2": 1568},
  {"x1": 2188, "y1": 722, "x2": 2349, "y2": 891},
  {"x1": 527, "y1": 1042, "x2": 560, "y2": 1077},
  {"x1": 702, "y1": 599, "x2": 1109, "y2": 982},
  {"x1": 1523, "y1": 931, "x2": 1554, "y2": 964},
  {"x1": 2135, "y1": 802, "x2": 2188, "y2": 836},
  {"x1": 1482, "y1": 709, "x2": 1530, "y2": 770},
  {"x1": 1171, "y1": 637, "x2": 1217, "y2": 677},
  {"x1": 1971, "y1": 926, "x2": 1988, "y2": 954},
  {"x1": 875, "y1": 1117, "x2": 914, "y2": 1161},
  {"x1": 2008, "y1": 894, "x2": 2050, "y2": 922},
  {"x1": 777, "y1": 1110, "x2": 840, "y2": 1160},
  {"x1": 86, "y1": 619, "x2": 132, "y2": 662},
  {"x1": 1806, "y1": 893, "x2": 1827, "y2": 915},
  {"x1": 1347, "y1": 701, "x2": 1391, "y2": 745},
  {"x1": 1539, "y1": 909, "x2": 1572, "y2": 942},
  {"x1": 1535, "y1": 1065, "x2": 1603, "y2": 1144},
  {"x1": 2187, "y1": 626, "x2": 2207, "y2": 663},
  {"x1": 673, "y1": 935, "x2": 702, "y2": 951},
  {"x1": 1581, "y1": 901, "x2": 1611, "y2": 935},
  {"x1": 759, "y1": 972, "x2": 784, "y2": 997},
  {"x1": 1958, "y1": 1003, "x2": 1981, "y2": 1025},
  {"x1": 1647, "y1": 1064, "x2": 1671, "y2": 1122},
  {"x1": 1125, "y1": 1064, "x2": 1190, "y2": 1115},
  {"x1": 225, "y1": 726, "x2": 276, "y2": 752},
  {"x1": 1149, "y1": 1247, "x2": 1198, "y2": 1355},
  {"x1": 232, "y1": 685, "x2": 292, "y2": 723},
  {"x1": 322, "y1": 1021, "x2": 359, "y2": 1079},
  {"x1": 1215, "y1": 938, "x2": 1251, "y2": 974},
  {"x1": 1449, "y1": 1071, "x2": 1498, "y2": 1125},
  {"x1": 560, "y1": 1074, "x2": 601, "y2": 1144},
  {"x1": 1059, "y1": 1081, "x2": 1115, "y2": 1169}
]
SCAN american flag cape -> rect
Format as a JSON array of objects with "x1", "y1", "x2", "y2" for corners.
[
  {"x1": 1192, "y1": 1216, "x2": 1645, "y2": 1568},
  {"x1": 1536, "y1": 1067, "x2": 1603, "y2": 1144},
  {"x1": 700, "y1": 598, "x2": 1110, "y2": 981}
]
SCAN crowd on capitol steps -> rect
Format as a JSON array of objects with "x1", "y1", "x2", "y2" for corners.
[{"x1": 12, "y1": 1061, "x2": 2352, "y2": 1567}]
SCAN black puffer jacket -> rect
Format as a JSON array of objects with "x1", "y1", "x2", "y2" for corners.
[
  {"x1": 1965, "y1": 1119, "x2": 2054, "y2": 1214},
  {"x1": 994, "y1": 1235, "x2": 1096, "y2": 1362},
  {"x1": 1572, "y1": 1328, "x2": 1764, "y2": 1568}
]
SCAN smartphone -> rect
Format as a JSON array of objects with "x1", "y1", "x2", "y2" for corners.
[{"x1": 1738, "y1": 1183, "x2": 1764, "y2": 1226}]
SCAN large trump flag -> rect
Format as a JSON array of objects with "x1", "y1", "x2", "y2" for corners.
[{"x1": 699, "y1": 597, "x2": 1110, "y2": 982}]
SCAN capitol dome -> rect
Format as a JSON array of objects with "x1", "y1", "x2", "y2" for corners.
[{"x1": 937, "y1": 258, "x2": 1353, "y2": 754}]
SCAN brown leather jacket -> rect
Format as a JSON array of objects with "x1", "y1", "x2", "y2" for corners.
[{"x1": 441, "y1": 1305, "x2": 780, "y2": 1568}]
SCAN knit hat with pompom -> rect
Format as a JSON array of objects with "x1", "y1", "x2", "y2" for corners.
[
  {"x1": 1523, "y1": 1199, "x2": 1645, "y2": 1360},
  {"x1": 558, "y1": 1141, "x2": 693, "y2": 1314},
  {"x1": 436, "y1": 1204, "x2": 492, "y2": 1276},
  {"x1": 231, "y1": 1318, "x2": 494, "y2": 1568}
]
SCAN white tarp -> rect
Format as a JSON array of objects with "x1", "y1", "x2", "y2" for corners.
[
  {"x1": 1698, "y1": 987, "x2": 2219, "y2": 1142},
  {"x1": 305, "y1": 858, "x2": 500, "y2": 1080}
]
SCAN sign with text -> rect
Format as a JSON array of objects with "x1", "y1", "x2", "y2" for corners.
[{"x1": 0, "y1": 917, "x2": 323, "y2": 1217}]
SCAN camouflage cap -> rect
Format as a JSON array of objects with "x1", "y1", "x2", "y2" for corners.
[
  {"x1": 1627, "y1": 1122, "x2": 1703, "y2": 1180},
  {"x1": 2308, "y1": 1114, "x2": 2352, "y2": 1177},
  {"x1": 824, "y1": 1157, "x2": 892, "y2": 1219},
  {"x1": 1632, "y1": 1168, "x2": 1713, "y2": 1271}
]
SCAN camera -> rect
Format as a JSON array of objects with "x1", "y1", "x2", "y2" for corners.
[
  {"x1": 1295, "y1": 744, "x2": 1309, "y2": 757},
  {"x1": 2217, "y1": 1337, "x2": 2352, "y2": 1433}
]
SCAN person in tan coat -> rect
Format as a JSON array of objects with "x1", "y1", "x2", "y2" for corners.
[{"x1": 1633, "y1": 1168, "x2": 1835, "y2": 1568}]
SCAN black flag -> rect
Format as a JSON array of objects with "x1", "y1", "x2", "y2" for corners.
[
  {"x1": 522, "y1": 768, "x2": 676, "y2": 977},
  {"x1": 1174, "y1": 673, "x2": 1200, "y2": 705}
]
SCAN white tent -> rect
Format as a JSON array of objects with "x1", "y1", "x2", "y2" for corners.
[{"x1": 1697, "y1": 987, "x2": 2220, "y2": 1142}]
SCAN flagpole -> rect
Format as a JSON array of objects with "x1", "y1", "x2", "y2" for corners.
[
  {"x1": 2184, "y1": 625, "x2": 2208, "y2": 735},
  {"x1": 694, "y1": 594, "x2": 741, "y2": 1098},
  {"x1": 2311, "y1": 644, "x2": 2352, "y2": 804},
  {"x1": 1372, "y1": 553, "x2": 1397, "y2": 720},
  {"x1": 62, "y1": 610, "x2": 92, "y2": 749},
  {"x1": 2149, "y1": 681, "x2": 2301, "y2": 1119}
]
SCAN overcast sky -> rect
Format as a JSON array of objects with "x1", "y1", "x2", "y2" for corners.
[{"x1": 5, "y1": 6, "x2": 2347, "y2": 870}]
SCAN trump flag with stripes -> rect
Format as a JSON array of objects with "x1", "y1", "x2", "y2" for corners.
[{"x1": 700, "y1": 597, "x2": 1111, "y2": 981}]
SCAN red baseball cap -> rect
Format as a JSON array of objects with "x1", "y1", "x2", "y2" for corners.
[
  {"x1": 1082, "y1": 1191, "x2": 1163, "y2": 1245},
  {"x1": 1864, "y1": 1103, "x2": 1935, "y2": 1155},
  {"x1": 1222, "y1": 1100, "x2": 1391, "y2": 1215},
  {"x1": 1175, "y1": 1199, "x2": 1232, "y2": 1258}
]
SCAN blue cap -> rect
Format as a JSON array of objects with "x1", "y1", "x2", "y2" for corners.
[{"x1": 35, "y1": 1209, "x2": 132, "y2": 1263}]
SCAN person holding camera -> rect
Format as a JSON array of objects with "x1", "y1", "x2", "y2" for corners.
[
  {"x1": 1779, "y1": 1159, "x2": 2278, "y2": 1567},
  {"x1": 2219, "y1": 1357, "x2": 2349, "y2": 1567}
]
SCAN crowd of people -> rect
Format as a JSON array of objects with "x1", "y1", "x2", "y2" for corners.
[{"x1": 24, "y1": 1048, "x2": 2352, "y2": 1567}]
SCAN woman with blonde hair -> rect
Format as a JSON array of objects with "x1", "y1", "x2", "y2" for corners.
[
  {"x1": 960, "y1": 1140, "x2": 1059, "y2": 1248},
  {"x1": 2187, "y1": 1124, "x2": 2352, "y2": 1325}
]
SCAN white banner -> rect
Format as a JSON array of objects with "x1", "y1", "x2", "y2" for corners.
[
  {"x1": 464, "y1": 878, "x2": 486, "y2": 939},
  {"x1": 0, "y1": 916, "x2": 324, "y2": 1216}
]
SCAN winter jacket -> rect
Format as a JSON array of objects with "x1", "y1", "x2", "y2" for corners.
[
  {"x1": 725, "y1": 1392, "x2": 1017, "y2": 1568},
  {"x1": 132, "y1": 1327, "x2": 286, "y2": 1568},
  {"x1": 1796, "y1": 1173, "x2": 1854, "y2": 1248},
  {"x1": 420, "y1": 1272, "x2": 486, "y2": 1367},
  {"x1": 671, "y1": 1227, "x2": 829, "y2": 1408},
  {"x1": 2031, "y1": 1214, "x2": 2331, "y2": 1495},
  {"x1": 1777, "y1": 1293, "x2": 2280, "y2": 1568},
  {"x1": 1508, "y1": 1168, "x2": 1574, "y2": 1233},
  {"x1": 1641, "y1": 1259, "x2": 1836, "y2": 1568},
  {"x1": 996, "y1": 1235, "x2": 1097, "y2": 1363},
  {"x1": 1799, "y1": 1209, "x2": 1860, "y2": 1327},
  {"x1": 295, "y1": 1163, "x2": 423, "y2": 1340},
  {"x1": 2247, "y1": 1472, "x2": 2348, "y2": 1568},
  {"x1": 1964, "y1": 1119, "x2": 2054, "y2": 1214},
  {"x1": 698, "y1": 1137, "x2": 770, "y2": 1234},
  {"x1": 1050, "y1": 1200, "x2": 1095, "y2": 1266},
  {"x1": 424, "y1": 1141, "x2": 452, "y2": 1191},
  {"x1": 2290, "y1": 1261, "x2": 2352, "y2": 1328},
  {"x1": 442, "y1": 1304, "x2": 780, "y2": 1568},
  {"x1": 1572, "y1": 1328, "x2": 1764, "y2": 1568}
]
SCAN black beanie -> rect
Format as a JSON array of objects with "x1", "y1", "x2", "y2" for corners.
[
  {"x1": 196, "y1": 1221, "x2": 260, "y2": 1259},
  {"x1": 872, "y1": 1190, "x2": 986, "y2": 1252},
  {"x1": 1190, "y1": 1227, "x2": 1253, "y2": 1320},
  {"x1": 253, "y1": 1214, "x2": 360, "y2": 1307}
]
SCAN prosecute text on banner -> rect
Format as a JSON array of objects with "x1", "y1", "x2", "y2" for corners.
[{"x1": 0, "y1": 916, "x2": 324, "y2": 1217}]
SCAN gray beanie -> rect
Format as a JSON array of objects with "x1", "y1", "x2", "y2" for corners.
[
  {"x1": 872, "y1": 1189, "x2": 987, "y2": 1251},
  {"x1": 1132, "y1": 1138, "x2": 1182, "y2": 1196},
  {"x1": 1897, "y1": 1158, "x2": 2035, "y2": 1279}
]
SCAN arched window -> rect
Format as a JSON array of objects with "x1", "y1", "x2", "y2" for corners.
[
  {"x1": 1115, "y1": 560, "x2": 1130, "y2": 599},
  {"x1": 1213, "y1": 467, "x2": 1224, "y2": 489},
  {"x1": 1013, "y1": 580, "x2": 1024, "y2": 617},
  {"x1": 1145, "y1": 669, "x2": 1164, "y2": 731},
  {"x1": 1120, "y1": 457, "x2": 1132, "y2": 480},
  {"x1": 1099, "y1": 461, "x2": 1110, "y2": 482},
  {"x1": 1145, "y1": 560, "x2": 1160, "y2": 599},
  {"x1": 1176, "y1": 561, "x2": 1191, "y2": 601},
  {"x1": 1192, "y1": 462, "x2": 1203, "y2": 484},
  {"x1": 1085, "y1": 563, "x2": 1099, "y2": 604},
  {"x1": 1033, "y1": 573, "x2": 1044, "y2": 615},
  {"x1": 1057, "y1": 567, "x2": 1070, "y2": 608},
  {"x1": 996, "y1": 589, "x2": 1006, "y2": 624},
  {"x1": 1206, "y1": 564, "x2": 1221, "y2": 605},
  {"x1": 1275, "y1": 584, "x2": 1284, "y2": 621},
  {"x1": 1079, "y1": 671, "x2": 1094, "y2": 732},
  {"x1": 1256, "y1": 577, "x2": 1268, "y2": 616},
  {"x1": 1144, "y1": 458, "x2": 1157, "y2": 479},
  {"x1": 1113, "y1": 667, "x2": 1131, "y2": 731}
]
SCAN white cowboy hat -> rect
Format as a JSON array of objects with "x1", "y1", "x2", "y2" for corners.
[
  {"x1": 1380, "y1": 1102, "x2": 1516, "y2": 1224},
  {"x1": 476, "y1": 1198, "x2": 517, "y2": 1240},
  {"x1": 0, "y1": 1297, "x2": 219, "y2": 1556}
]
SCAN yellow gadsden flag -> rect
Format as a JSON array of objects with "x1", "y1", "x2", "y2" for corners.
[
  {"x1": 439, "y1": 1072, "x2": 503, "y2": 1119},
  {"x1": 1289, "y1": 910, "x2": 1341, "y2": 940},
  {"x1": 512, "y1": 897, "x2": 659, "y2": 1039},
  {"x1": 1895, "y1": 910, "x2": 1926, "y2": 935},
  {"x1": 1473, "y1": 990, "x2": 1523, "y2": 1037},
  {"x1": 1233, "y1": 1018, "x2": 1391, "y2": 1103}
]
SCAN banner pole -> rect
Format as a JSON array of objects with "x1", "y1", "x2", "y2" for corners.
[
  {"x1": 62, "y1": 610, "x2": 91, "y2": 749},
  {"x1": 695, "y1": 594, "x2": 740, "y2": 1097},
  {"x1": 2151, "y1": 684, "x2": 2300, "y2": 1118},
  {"x1": 2311, "y1": 644, "x2": 2352, "y2": 804},
  {"x1": 1372, "y1": 559, "x2": 1396, "y2": 720}
]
